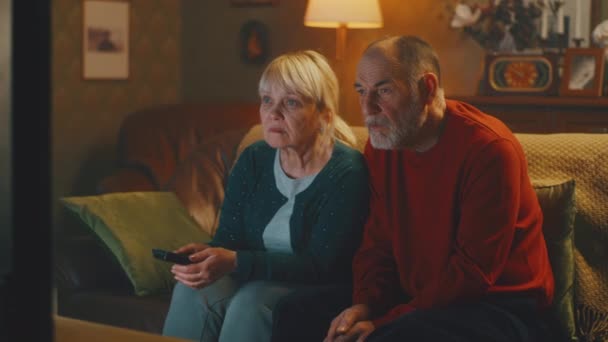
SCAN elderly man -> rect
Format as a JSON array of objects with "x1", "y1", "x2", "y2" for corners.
[
  {"x1": 271, "y1": 36, "x2": 555, "y2": 342},
  {"x1": 323, "y1": 35, "x2": 555, "y2": 342}
]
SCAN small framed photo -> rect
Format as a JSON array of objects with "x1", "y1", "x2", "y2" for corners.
[
  {"x1": 559, "y1": 48, "x2": 605, "y2": 97},
  {"x1": 82, "y1": 0, "x2": 130, "y2": 80},
  {"x1": 231, "y1": 0, "x2": 278, "y2": 6},
  {"x1": 239, "y1": 20, "x2": 269, "y2": 65}
]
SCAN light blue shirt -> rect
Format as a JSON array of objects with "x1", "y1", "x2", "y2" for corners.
[{"x1": 262, "y1": 150, "x2": 316, "y2": 253}]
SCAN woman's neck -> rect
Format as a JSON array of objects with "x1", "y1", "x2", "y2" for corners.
[{"x1": 279, "y1": 136, "x2": 333, "y2": 179}]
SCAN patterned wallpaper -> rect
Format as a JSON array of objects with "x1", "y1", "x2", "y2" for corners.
[{"x1": 52, "y1": 0, "x2": 181, "y2": 234}]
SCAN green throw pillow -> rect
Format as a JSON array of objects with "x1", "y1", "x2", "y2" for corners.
[
  {"x1": 533, "y1": 179, "x2": 577, "y2": 341},
  {"x1": 61, "y1": 192, "x2": 211, "y2": 296}
]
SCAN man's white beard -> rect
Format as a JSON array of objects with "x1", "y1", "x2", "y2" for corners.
[
  {"x1": 366, "y1": 100, "x2": 423, "y2": 150},
  {"x1": 368, "y1": 121, "x2": 402, "y2": 149}
]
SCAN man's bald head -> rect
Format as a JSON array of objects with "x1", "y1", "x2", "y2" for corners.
[{"x1": 362, "y1": 36, "x2": 442, "y2": 89}]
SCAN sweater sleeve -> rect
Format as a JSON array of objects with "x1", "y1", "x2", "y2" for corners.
[
  {"x1": 208, "y1": 146, "x2": 255, "y2": 250},
  {"x1": 352, "y1": 142, "x2": 404, "y2": 316},
  {"x1": 233, "y1": 153, "x2": 370, "y2": 284},
  {"x1": 371, "y1": 139, "x2": 523, "y2": 327}
]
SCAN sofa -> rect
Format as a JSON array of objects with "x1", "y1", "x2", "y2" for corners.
[{"x1": 54, "y1": 102, "x2": 608, "y2": 341}]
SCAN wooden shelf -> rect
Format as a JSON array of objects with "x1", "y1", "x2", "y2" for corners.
[{"x1": 449, "y1": 95, "x2": 608, "y2": 133}]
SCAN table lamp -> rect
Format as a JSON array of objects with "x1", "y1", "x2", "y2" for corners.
[{"x1": 304, "y1": 0, "x2": 383, "y2": 60}]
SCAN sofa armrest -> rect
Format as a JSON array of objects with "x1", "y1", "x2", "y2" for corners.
[
  {"x1": 54, "y1": 234, "x2": 133, "y2": 294},
  {"x1": 97, "y1": 168, "x2": 157, "y2": 194}
]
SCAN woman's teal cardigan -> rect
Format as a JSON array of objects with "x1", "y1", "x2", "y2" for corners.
[{"x1": 209, "y1": 140, "x2": 370, "y2": 284}]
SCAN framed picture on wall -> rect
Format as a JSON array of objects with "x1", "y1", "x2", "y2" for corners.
[
  {"x1": 239, "y1": 20, "x2": 269, "y2": 65},
  {"x1": 82, "y1": 0, "x2": 130, "y2": 80},
  {"x1": 231, "y1": 0, "x2": 279, "y2": 7},
  {"x1": 559, "y1": 48, "x2": 605, "y2": 97}
]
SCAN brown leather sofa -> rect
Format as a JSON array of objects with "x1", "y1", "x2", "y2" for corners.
[
  {"x1": 55, "y1": 102, "x2": 608, "y2": 341},
  {"x1": 55, "y1": 103, "x2": 260, "y2": 333}
]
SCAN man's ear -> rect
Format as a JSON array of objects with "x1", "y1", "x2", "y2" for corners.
[{"x1": 418, "y1": 73, "x2": 439, "y2": 105}]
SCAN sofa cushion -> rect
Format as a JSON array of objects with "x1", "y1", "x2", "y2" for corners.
[
  {"x1": 236, "y1": 124, "x2": 264, "y2": 157},
  {"x1": 532, "y1": 179, "x2": 577, "y2": 341},
  {"x1": 167, "y1": 128, "x2": 250, "y2": 238},
  {"x1": 117, "y1": 103, "x2": 260, "y2": 190},
  {"x1": 61, "y1": 192, "x2": 211, "y2": 296},
  {"x1": 515, "y1": 133, "x2": 608, "y2": 337}
]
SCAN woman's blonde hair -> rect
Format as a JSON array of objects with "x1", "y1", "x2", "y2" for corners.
[{"x1": 258, "y1": 50, "x2": 357, "y2": 147}]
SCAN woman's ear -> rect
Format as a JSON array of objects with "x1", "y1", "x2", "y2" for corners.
[
  {"x1": 419, "y1": 73, "x2": 439, "y2": 105},
  {"x1": 319, "y1": 108, "x2": 331, "y2": 134}
]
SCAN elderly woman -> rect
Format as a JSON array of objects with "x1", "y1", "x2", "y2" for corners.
[{"x1": 162, "y1": 50, "x2": 369, "y2": 342}]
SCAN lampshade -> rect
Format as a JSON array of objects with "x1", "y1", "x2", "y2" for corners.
[{"x1": 304, "y1": 0, "x2": 383, "y2": 29}]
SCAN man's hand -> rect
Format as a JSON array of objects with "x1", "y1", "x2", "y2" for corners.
[
  {"x1": 171, "y1": 247, "x2": 237, "y2": 289},
  {"x1": 325, "y1": 304, "x2": 375, "y2": 342}
]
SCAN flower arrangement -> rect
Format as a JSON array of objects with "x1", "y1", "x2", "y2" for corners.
[
  {"x1": 592, "y1": 20, "x2": 608, "y2": 49},
  {"x1": 451, "y1": 0, "x2": 545, "y2": 52}
]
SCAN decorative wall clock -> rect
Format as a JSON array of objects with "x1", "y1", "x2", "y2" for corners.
[{"x1": 480, "y1": 54, "x2": 559, "y2": 95}]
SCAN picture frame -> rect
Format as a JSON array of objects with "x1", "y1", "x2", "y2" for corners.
[
  {"x1": 559, "y1": 48, "x2": 605, "y2": 97},
  {"x1": 231, "y1": 0, "x2": 278, "y2": 7},
  {"x1": 239, "y1": 20, "x2": 269, "y2": 65},
  {"x1": 82, "y1": 0, "x2": 130, "y2": 80}
]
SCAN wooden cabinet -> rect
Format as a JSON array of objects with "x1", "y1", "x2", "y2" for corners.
[{"x1": 451, "y1": 96, "x2": 608, "y2": 133}]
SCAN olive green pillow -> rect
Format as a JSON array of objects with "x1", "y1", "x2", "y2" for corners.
[
  {"x1": 61, "y1": 192, "x2": 211, "y2": 296},
  {"x1": 533, "y1": 179, "x2": 577, "y2": 341}
]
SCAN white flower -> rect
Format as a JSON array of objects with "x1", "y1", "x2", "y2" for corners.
[
  {"x1": 592, "y1": 20, "x2": 608, "y2": 48},
  {"x1": 450, "y1": 4, "x2": 482, "y2": 28}
]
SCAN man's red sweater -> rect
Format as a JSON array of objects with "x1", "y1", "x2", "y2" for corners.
[{"x1": 353, "y1": 99, "x2": 554, "y2": 327}]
